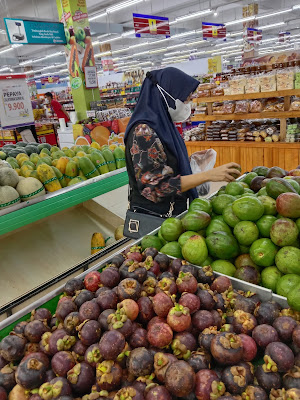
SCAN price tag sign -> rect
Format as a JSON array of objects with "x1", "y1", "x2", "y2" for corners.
[
  {"x1": 85, "y1": 66, "x2": 98, "y2": 89},
  {"x1": 0, "y1": 75, "x2": 34, "y2": 129}
]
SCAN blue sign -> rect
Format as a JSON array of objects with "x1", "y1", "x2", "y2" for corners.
[{"x1": 4, "y1": 18, "x2": 66, "y2": 45}]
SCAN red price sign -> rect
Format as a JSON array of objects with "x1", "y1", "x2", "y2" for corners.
[{"x1": 7, "y1": 102, "x2": 25, "y2": 111}]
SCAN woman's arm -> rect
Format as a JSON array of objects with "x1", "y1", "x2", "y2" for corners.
[{"x1": 181, "y1": 163, "x2": 241, "y2": 193}]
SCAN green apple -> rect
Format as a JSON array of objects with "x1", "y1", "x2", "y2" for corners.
[
  {"x1": 65, "y1": 29, "x2": 70, "y2": 43},
  {"x1": 75, "y1": 27, "x2": 86, "y2": 42}
]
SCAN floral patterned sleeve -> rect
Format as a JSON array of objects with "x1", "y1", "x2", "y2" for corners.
[{"x1": 130, "y1": 123, "x2": 181, "y2": 203}]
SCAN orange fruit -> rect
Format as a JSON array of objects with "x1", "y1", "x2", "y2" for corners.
[
  {"x1": 75, "y1": 137, "x2": 90, "y2": 146},
  {"x1": 90, "y1": 126, "x2": 110, "y2": 146}
]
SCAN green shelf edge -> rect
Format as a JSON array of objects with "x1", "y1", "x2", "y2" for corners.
[{"x1": 0, "y1": 170, "x2": 128, "y2": 236}]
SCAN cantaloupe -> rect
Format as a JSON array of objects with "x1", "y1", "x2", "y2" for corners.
[
  {"x1": 0, "y1": 168, "x2": 19, "y2": 187},
  {"x1": 0, "y1": 186, "x2": 20, "y2": 209},
  {"x1": 16, "y1": 177, "x2": 45, "y2": 201}
]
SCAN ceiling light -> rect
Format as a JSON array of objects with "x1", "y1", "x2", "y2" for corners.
[
  {"x1": 225, "y1": 16, "x2": 254, "y2": 26},
  {"x1": 229, "y1": 31, "x2": 243, "y2": 37},
  {"x1": 256, "y1": 9, "x2": 291, "y2": 19},
  {"x1": 175, "y1": 9, "x2": 212, "y2": 22},
  {"x1": 214, "y1": 11, "x2": 218, "y2": 17},
  {"x1": 0, "y1": 47, "x2": 15, "y2": 55},
  {"x1": 260, "y1": 21, "x2": 285, "y2": 29},
  {"x1": 293, "y1": 5, "x2": 300, "y2": 10},
  {"x1": 89, "y1": 12, "x2": 107, "y2": 21},
  {"x1": 107, "y1": 0, "x2": 144, "y2": 14},
  {"x1": 172, "y1": 30, "x2": 196, "y2": 39},
  {"x1": 122, "y1": 29, "x2": 135, "y2": 37},
  {"x1": 0, "y1": 67, "x2": 10, "y2": 72}
]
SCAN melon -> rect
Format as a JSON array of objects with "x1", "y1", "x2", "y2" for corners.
[
  {"x1": 0, "y1": 160, "x2": 12, "y2": 169},
  {"x1": 0, "y1": 186, "x2": 20, "y2": 209},
  {"x1": 16, "y1": 177, "x2": 45, "y2": 201},
  {"x1": 0, "y1": 168, "x2": 19, "y2": 187}
]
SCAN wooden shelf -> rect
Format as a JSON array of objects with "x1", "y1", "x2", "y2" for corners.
[
  {"x1": 191, "y1": 110, "x2": 300, "y2": 122},
  {"x1": 194, "y1": 89, "x2": 300, "y2": 103}
]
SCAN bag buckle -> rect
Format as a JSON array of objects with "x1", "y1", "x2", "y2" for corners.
[{"x1": 128, "y1": 219, "x2": 140, "y2": 233}]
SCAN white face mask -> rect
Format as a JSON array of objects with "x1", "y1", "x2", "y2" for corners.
[
  {"x1": 157, "y1": 84, "x2": 191, "y2": 123},
  {"x1": 44, "y1": 99, "x2": 50, "y2": 104}
]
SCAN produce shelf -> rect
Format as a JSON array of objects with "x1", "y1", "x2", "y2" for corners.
[
  {"x1": 191, "y1": 110, "x2": 300, "y2": 121},
  {"x1": 0, "y1": 168, "x2": 128, "y2": 236},
  {"x1": 194, "y1": 88, "x2": 300, "y2": 103}
]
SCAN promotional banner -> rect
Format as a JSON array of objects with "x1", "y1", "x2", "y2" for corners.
[
  {"x1": 4, "y1": 18, "x2": 66, "y2": 45},
  {"x1": 202, "y1": 22, "x2": 226, "y2": 40},
  {"x1": 133, "y1": 13, "x2": 170, "y2": 38},
  {"x1": 0, "y1": 75, "x2": 34, "y2": 129},
  {"x1": 208, "y1": 56, "x2": 222, "y2": 74},
  {"x1": 247, "y1": 28, "x2": 262, "y2": 43},
  {"x1": 279, "y1": 31, "x2": 291, "y2": 43},
  {"x1": 40, "y1": 76, "x2": 60, "y2": 85}
]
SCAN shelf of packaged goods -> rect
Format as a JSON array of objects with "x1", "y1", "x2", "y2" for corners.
[
  {"x1": 0, "y1": 168, "x2": 128, "y2": 236},
  {"x1": 191, "y1": 110, "x2": 300, "y2": 122},
  {"x1": 194, "y1": 88, "x2": 300, "y2": 103},
  {"x1": 185, "y1": 141, "x2": 300, "y2": 172}
]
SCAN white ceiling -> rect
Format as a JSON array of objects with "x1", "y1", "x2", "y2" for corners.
[{"x1": 0, "y1": 0, "x2": 299, "y2": 76}]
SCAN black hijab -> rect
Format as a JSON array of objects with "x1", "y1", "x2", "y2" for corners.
[{"x1": 124, "y1": 67, "x2": 199, "y2": 200}]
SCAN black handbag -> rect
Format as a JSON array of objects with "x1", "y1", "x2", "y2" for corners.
[{"x1": 123, "y1": 198, "x2": 175, "y2": 240}]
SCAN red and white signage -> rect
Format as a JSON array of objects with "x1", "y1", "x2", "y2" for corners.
[
  {"x1": 202, "y1": 22, "x2": 226, "y2": 40},
  {"x1": 133, "y1": 13, "x2": 170, "y2": 38},
  {"x1": 279, "y1": 31, "x2": 290, "y2": 43},
  {"x1": 247, "y1": 28, "x2": 262, "y2": 42}
]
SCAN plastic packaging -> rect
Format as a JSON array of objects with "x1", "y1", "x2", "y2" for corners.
[
  {"x1": 245, "y1": 75, "x2": 260, "y2": 93},
  {"x1": 290, "y1": 96, "x2": 300, "y2": 111},
  {"x1": 190, "y1": 149, "x2": 217, "y2": 196},
  {"x1": 263, "y1": 97, "x2": 284, "y2": 112},
  {"x1": 235, "y1": 100, "x2": 250, "y2": 114},
  {"x1": 212, "y1": 102, "x2": 224, "y2": 115},
  {"x1": 259, "y1": 72, "x2": 276, "y2": 92},
  {"x1": 211, "y1": 86, "x2": 224, "y2": 96},
  {"x1": 249, "y1": 99, "x2": 264, "y2": 113},
  {"x1": 276, "y1": 68, "x2": 294, "y2": 90},
  {"x1": 222, "y1": 101, "x2": 235, "y2": 114},
  {"x1": 229, "y1": 75, "x2": 246, "y2": 94}
]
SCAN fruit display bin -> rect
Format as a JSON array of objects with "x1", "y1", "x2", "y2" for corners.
[
  {"x1": 0, "y1": 179, "x2": 289, "y2": 340},
  {"x1": 0, "y1": 167, "x2": 128, "y2": 236}
]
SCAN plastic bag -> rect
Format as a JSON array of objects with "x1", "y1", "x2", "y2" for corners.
[{"x1": 190, "y1": 149, "x2": 217, "y2": 196}]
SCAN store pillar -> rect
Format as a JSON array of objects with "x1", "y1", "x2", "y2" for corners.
[
  {"x1": 242, "y1": 3, "x2": 259, "y2": 59},
  {"x1": 56, "y1": 0, "x2": 100, "y2": 121},
  {"x1": 100, "y1": 43, "x2": 115, "y2": 75}
]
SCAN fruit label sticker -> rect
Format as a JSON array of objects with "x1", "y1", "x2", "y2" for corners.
[
  {"x1": 71, "y1": 77, "x2": 82, "y2": 90},
  {"x1": 0, "y1": 76, "x2": 34, "y2": 129}
]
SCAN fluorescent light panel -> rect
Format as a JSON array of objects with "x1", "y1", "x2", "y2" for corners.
[{"x1": 175, "y1": 9, "x2": 212, "y2": 22}]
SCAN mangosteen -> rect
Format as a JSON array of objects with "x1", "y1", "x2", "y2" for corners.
[
  {"x1": 180, "y1": 264, "x2": 198, "y2": 278},
  {"x1": 47, "y1": 329, "x2": 76, "y2": 355},
  {"x1": 188, "y1": 349, "x2": 211, "y2": 372},
  {"x1": 71, "y1": 340, "x2": 87, "y2": 362},
  {"x1": 13, "y1": 321, "x2": 28, "y2": 335},
  {"x1": 16, "y1": 354, "x2": 48, "y2": 390},
  {"x1": 232, "y1": 294, "x2": 257, "y2": 314},
  {"x1": 110, "y1": 253, "x2": 125, "y2": 268},
  {"x1": 118, "y1": 278, "x2": 142, "y2": 301},
  {"x1": 0, "y1": 358, "x2": 6, "y2": 370},
  {"x1": 141, "y1": 256, "x2": 160, "y2": 276},
  {"x1": 222, "y1": 365, "x2": 250, "y2": 394},
  {"x1": 167, "y1": 304, "x2": 191, "y2": 332},
  {"x1": 147, "y1": 321, "x2": 173, "y2": 348},
  {"x1": 45, "y1": 370, "x2": 56, "y2": 381},
  {"x1": 95, "y1": 286, "x2": 110, "y2": 297},
  {"x1": 64, "y1": 278, "x2": 84, "y2": 296},
  {"x1": 130, "y1": 328, "x2": 149, "y2": 349},
  {"x1": 198, "y1": 265, "x2": 215, "y2": 284},
  {"x1": 26, "y1": 343, "x2": 42, "y2": 356},
  {"x1": 285, "y1": 388, "x2": 300, "y2": 400},
  {"x1": 67, "y1": 362, "x2": 95, "y2": 395},
  {"x1": 0, "y1": 387, "x2": 6, "y2": 400},
  {"x1": 127, "y1": 347, "x2": 153, "y2": 377},
  {"x1": 95, "y1": 360, "x2": 122, "y2": 392},
  {"x1": 211, "y1": 332, "x2": 243, "y2": 365},
  {"x1": 211, "y1": 310, "x2": 222, "y2": 329},
  {"x1": 137, "y1": 297, "x2": 155, "y2": 325},
  {"x1": 0, "y1": 364, "x2": 16, "y2": 391},
  {"x1": 84, "y1": 271, "x2": 101, "y2": 292},
  {"x1": 154, "y1": 253, "x2": 170, "y2": 272},
  {"x1": 255, "y1": 301, "x2": 281, "y2": 325},
  {"x1": 157, "y1": 272, "x2": 174, "y2": 281},
  {"x1": 63, "y1": 312, "x2": 80, "y2": 335},
  {"x1": 214, "y1": 293, "x2": 226, "y2": 312},
  {"x1": 283, "y1": 365, "x2": 300, "y2": 389},
  {"x1": 234, "y1": 266, "x2": 260, "y2": 285},
  {"x1": 143, "y1": 247, "x2": 158, "y2": 259},
  {"x1": 199, "y1": 327, "x2": 218, "y2": 352},
  {"x1": 154, "y1": 352, "x2": 177, "y2": 383},
  {"x1": 165, "y1": 360, "x2": 195, "y2": 398},
  {"x1": 211, "y1": 275, "x2": 232, "y2": 293},
  {"x1": 24, "y1": 320, "x2": 49, "y2": 343},
  {"x1": 176, "y1": 272, "x2": 198, "y2": 294},
  {"x1": 79, "y1": 300, "x2": 100, "y2": 322},
  {"x1": 252, "y1": 324, "x2": 279, "y2": 348},
  {"x1": 273, "y1": 316, "x2": 298, "y2": 342},
  {"x1": 178, "y1": 293, "x2": 200, "y2": 315},
  {"x1": 195, "y1": 369, "x2": 225, "y2": 400},
  {"x1": 118, "y1": 299, "x2": 139, "y2": 321},
  {"x1": 100, "y1": 267, "x2": 120, "y2": 288},
  {"x1": 107, "y1": 311, "x2": 133, "y2": 339},
  {"x1": 170, "y1": 259, "x2": 182, "y2": 276},
  {"x1": 264, "y1": 342, "x2": 294, "y2": 372},
  {"x1": 156, "y1": 277, "x2": 177, "y2": 296},
  {"x1": 32, "y1": 308, "x2": 52, "y2": 325},
  {"x1": 241, "y1": 385, "x2": 268, "y2": 400},
  {"x1": 0, "y1": 334, "x2": 26, "y2": 361},
  {"x1": 293, "y1": 325, "x2": 300, "y2": 348},
  {"x1": 74, "y1": 290, "x2": 94, "y2": 308},
  {"x1": 77, "y1": 320, "x2": 101, "y2": 346},
  {"x1": 192, "y1": 310, "x2": 215, "y2": 332},
  {"x1": 39, "y1": 377, "x2": 72, "y2": 399},
  {"x1": 171, "y1": 332, "x2": 197, "y2": 359},
  {"x1": 96, "y1": 289, "x2": 118, "y2": 311},
  {"x1": 56, "y1": 298, "x2": 77, "y2": 323},
  {"x1": 51, "y1": 351, "x2": 75, "y2": 377},
  {"x1": 120, "y1": 260, "x2": 147, "y2": 284},
  {"x1": 196, "y1": 286, "x2": 216, "y2": 310},
  {"x1": 152, "y1": 292, "x2": 173, "y2": 318},
  {"x1": 232, "y1": 310, "x2": 257, "y2": 335},
  {"x1": 255, "y1": 365, "x2": 281, "y2": 393},
  {"x1": 84, "y1": 344, "x2": 102, "y2": 367},
  {"x1": 239, "y1": 334, "x2": 257, "y2": 362},
  {"x1": 99, "y1": 330, "x2": 125, "y2": 360},
  {"x1": 98, "y1": 309, "x2": 115, "y2": 331},
  {"x1": 145, "y1": 386, "x2": 171, "y2": 400},
  {"x1": 114, "y1": 387, "x2": 144, "y2": 400}
]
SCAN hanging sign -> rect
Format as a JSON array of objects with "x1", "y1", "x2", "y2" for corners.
[
  {"x1": 40, "y1": 76, "x2": 60, "y2": 85},
  {"x1": 133, "y1": 13, "x2": 170, "y2": 38},
  {"x1": 202, "y1": 22, "x2": 226, "y2": 40},
  {"x1": 279, "y1": 31, "x2": 290, "y2": 43},
  {"x1": 247, "y1": 28, "x2": 262, "y2": 43},
  {"x1": 4, "y1": 18, "x2": 66, "y2": 45},
  {"x1": 0, "y1": 75, "x2": 34, "y2": 129},
  {"x1": 85, "y1": 66, "x2": 98, "y2": 89}
]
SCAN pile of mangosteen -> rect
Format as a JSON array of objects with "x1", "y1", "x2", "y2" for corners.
[{"x1": 0, "y1": 245, "x2": 300, "y2": 400}]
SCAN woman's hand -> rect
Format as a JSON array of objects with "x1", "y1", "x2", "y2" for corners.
[{"x1": 206, "y1": 163, "x2": 241, "y2": 182}]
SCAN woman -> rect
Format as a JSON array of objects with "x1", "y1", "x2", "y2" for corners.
[{"x1": 124, "y1": 67, "x2": 240, "y2": 231}]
